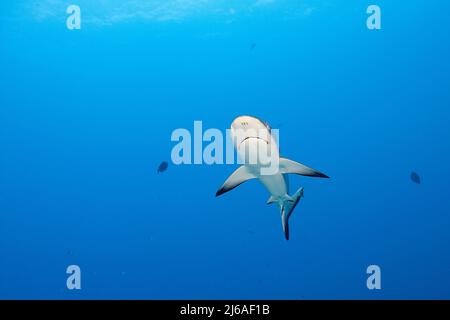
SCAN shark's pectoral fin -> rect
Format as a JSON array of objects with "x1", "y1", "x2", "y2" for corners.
[
  {"x1": 216, "y1": 166, "x2": 256, "y2": 197},
  {"x1": 279, "y1": 157, "x2": 329, "y2": 178}
]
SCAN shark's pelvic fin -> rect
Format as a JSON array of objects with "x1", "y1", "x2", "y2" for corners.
[
  {"x1": 279, "y1": 158, "x2": 329, "y2": 178},
  {"x1": 267, "y1": 194, "x2": 293, "y2": 205},
  {"x1": 267, "y1": 195, "x2": 277, "y2": 204},
  {"x1": 216, "y1": 165, "x2": 256, "y2": 197},
  {"x1": 280, "y1": 187, "x2": 304, "y2": 240}
]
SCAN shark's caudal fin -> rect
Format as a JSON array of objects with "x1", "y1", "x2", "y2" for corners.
[
  {"x1": 276, "y1": 158, "x2": 327, "y2": 239},
  {"x1": 280, "y1": 187, "x2": 304, "y2": 240}
]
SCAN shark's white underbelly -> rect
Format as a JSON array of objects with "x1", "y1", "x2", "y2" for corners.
[
  {"x1": 238, "y1": 139, "x2": 286, "y2": 199},
  {"x1": 258, "y1": 173, "x2": 287, "y2": 198}
]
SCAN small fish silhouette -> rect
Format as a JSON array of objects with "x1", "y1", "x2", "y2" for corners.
[
  {"x1": 410, "y1": 171, "x2": 421, "y2": 184},
  {"x1": 157, "y1": 161, "x2": 169, "y2": 173},
  {"x1": 250, "y1": 43, "x2": 256, "y2": 50}
]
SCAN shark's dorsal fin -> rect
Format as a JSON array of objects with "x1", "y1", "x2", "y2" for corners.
[
  {"x1": 279, "y1": 158, "x2": 329, "y2": 178},
  {"x1": 216, "y1": 166, "x2": 256, "y2": 197}
]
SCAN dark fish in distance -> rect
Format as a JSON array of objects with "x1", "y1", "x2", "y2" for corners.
[
  {"x1": 157, "y1": 161, "x2": 169, "y2": 173},
  {"x1": 410, "y1": 171, "x2": 421, "y2": 184},
  {"x1": 250, "y1": 43, "x2": 256, "y2": 50}
]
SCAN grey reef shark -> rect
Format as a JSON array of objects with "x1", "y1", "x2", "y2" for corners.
[{"x1": 216, "y1": 116, "x2": 329, "y2": 240}]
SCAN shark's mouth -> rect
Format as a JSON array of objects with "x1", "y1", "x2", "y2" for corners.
[{"x1": 239, "y1": 136, "x2": 269, "y2": 148}]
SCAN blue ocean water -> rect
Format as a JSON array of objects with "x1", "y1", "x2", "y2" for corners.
[{"x1": 1, "y1": 0, "x2": 450, "y2": 299}]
